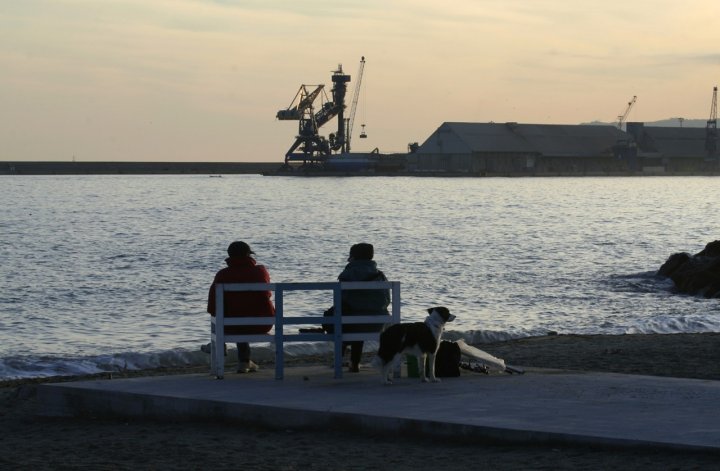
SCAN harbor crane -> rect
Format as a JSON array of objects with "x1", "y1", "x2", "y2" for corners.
[
  {"x1": 616, "y1": 95, "x2": 637, "y2": 129},
  {"x1": 276, "y1": 57, "x2": 366, "y2": 165},
  {"x1": 706, "y1": 86, "x2": 718, "y2": 159}
]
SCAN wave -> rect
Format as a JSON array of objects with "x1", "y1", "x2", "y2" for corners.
[
  {"x1": 0, "y1": 349, "x2": 207, "y2": 381},
  {"x1": 0, "y1": 330, "x2": 523, "y2": 381}
]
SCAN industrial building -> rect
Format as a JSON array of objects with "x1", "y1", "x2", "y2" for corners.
[
  {"x1": 407, "y1": 121, "x2": 718, "y2": 176},
  {"x1": 625, "y1": 123, "x2": 715, "y2": 174},
  {"x1": 409, "y1": 122, "x2": 627, "y2": 175}
]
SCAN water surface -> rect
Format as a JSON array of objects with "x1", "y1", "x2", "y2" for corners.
[{"x1": 1, "y1": 175, "x2": 718, "y2": 378}]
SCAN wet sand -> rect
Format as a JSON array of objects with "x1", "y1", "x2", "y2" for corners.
[{"x1": 2, "y1": 333, "x2": 719, "y2": 470}]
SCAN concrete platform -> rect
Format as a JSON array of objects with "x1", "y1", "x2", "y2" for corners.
[{"x1": 37, "y1": 365, "x2": 720, "y2": 452}]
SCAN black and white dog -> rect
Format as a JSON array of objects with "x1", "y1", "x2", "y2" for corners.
[{"x1": 373, "y1": 306, "x2": 455, "y2": 384}]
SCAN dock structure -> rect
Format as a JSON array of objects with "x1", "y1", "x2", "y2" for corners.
[
  {"x1": 0, "y1": 161, "x2": 279, "y2": 175},
  {"x1": 39, "y1": 366, "x2": 720, "y2": 452}
]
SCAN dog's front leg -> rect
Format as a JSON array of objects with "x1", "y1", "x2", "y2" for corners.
[
  {"x1": 381, "y1": 355, "x2": 400, "y2": 385},
  {"x1": 383, "y1": 366, "x2": 393, "y2": 385},
  {"x1": 419, "y1": 353, "x2": 429, "y2": 382},
  {"x1": 415, "y1": 352, "x2": 427, "y2": 383},
  {"x1": 427, "y1": 353, "x2": 441, "y2": 383}
]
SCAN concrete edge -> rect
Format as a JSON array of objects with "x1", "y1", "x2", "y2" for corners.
[{"x1": 36, "y1": 382, "x2": 720, "y2": 454}]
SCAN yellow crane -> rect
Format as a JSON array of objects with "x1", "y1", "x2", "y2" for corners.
[{"x1": 616, "y1": 95, "x2": 637, "y2": 129}]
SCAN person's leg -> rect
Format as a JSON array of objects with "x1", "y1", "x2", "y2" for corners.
[
  {"x1": 236, "y1": 342, "x2": 258, "y2": 373},
  {"x1": 237, "y1": 342, "x2": 250, "y2": 362},
  {"x1": 349, "y1": 341, "x2": 363, "y2": 372}
]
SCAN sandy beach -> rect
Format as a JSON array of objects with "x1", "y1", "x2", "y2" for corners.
[{"x1": 2, "y1": 333, "x2": 720, "y2": 470}]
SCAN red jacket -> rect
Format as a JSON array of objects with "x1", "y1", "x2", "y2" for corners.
[{"x1": 207, "y1": 256, "x2": 274, "y2": 334}]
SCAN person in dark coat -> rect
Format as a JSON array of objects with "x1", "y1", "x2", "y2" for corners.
[
  {"x1": 333, "y1": 243, "x2": 390, "y2": 372},
  {"x1": 207, "y1": 241, "x2": 274, "y2": 373}
]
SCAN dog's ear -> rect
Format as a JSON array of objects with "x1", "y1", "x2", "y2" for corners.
[{"x1": 427, "y1": 307, "x2": 433, "y2": 314}]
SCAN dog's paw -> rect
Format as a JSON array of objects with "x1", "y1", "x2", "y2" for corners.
[{"x1": 431, "y1": 377, "x2": 441, "y2": 383}]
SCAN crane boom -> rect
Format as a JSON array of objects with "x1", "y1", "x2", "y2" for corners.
[
  {"x1": 345, "y1": 56, "x2": 366, "y2": 153},
  {"x1": 709, "y1": 86, "x2": 718, "y2": 123},
  {"x1": 706, "y1": 86, "x2": 718, "y2": 158},
  {"x1": 276, "y1": 85, "x2": 325, "y2": 120},
  {"x1": 616, "y1": 95, "x2": 637, "y2": 129}
]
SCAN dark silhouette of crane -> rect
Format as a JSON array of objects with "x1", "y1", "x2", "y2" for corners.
[
  {"x1": 706, "y1": 86, "x2": 718, "y2": 160},
  {"x1": 345, "y1": 56, "x2": 365, "y2": 152},
  {"x1": 276, "y1": 60, "x2": 368, "y2": 165}
]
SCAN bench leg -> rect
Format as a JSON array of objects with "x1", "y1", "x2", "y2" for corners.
[{"x1": 211, "y1": 339, "x2": 224, "y2": 379}]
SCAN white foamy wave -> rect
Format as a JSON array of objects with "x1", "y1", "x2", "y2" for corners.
[
  {"x1": 0, "y1": 349, "x2": 207, "y2": 381},
  {"x1": 444, "y1": 328, "x2": 554, "y2": 344},
  {"x1": 0, "y1": 342, "x2": 367, "y2": 381},
  {"x1": 625, "y1": 315, "x2": 720, "y2": 335},
  {"x1": 1, "y1": 316, "x2": 716, "y2": 381},
  {"x1": 0, "y1": 328, "x2": 532, "y2": 380}
]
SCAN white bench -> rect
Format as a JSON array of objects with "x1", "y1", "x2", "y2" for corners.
[{"x1": 211, "y1": 281, "x2": 401, "y2": 379}]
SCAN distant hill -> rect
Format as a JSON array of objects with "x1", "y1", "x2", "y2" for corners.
[{"x1": 583, "y1": 118, "x2": 708, "y2": 128}]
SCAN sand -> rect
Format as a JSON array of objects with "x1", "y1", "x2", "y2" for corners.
[{"x1": 2, "y1": 333, "x2": 720, "y2": 470}]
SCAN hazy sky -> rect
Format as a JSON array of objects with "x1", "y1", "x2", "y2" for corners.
[{"x1": 2, "y1": 0, "x2": 719, "y2": 162}]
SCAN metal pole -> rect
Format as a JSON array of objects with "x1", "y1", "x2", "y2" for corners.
[
  {"x1": 274, "y1": 284, "x2": 284, "y2": 380},
  {"x1": 214, "y1": 284, "x2": 225, "y2": 379}
]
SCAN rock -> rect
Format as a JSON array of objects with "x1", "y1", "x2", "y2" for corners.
[
  {"x1": 658, "y1": 241, "x2": 720, "y2": 298},
  {"x1": 697, "y1": 240, "x2": 720, "y2": 257},
  {"x1": 657, "y1": 252, "x2": 690, "y2": 277}
]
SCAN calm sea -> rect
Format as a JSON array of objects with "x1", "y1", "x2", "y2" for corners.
[{"x1": 1, "y1": 174, "x2": 718, "y2": 379}]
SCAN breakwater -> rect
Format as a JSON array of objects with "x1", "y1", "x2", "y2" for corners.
[
  {"x1": 4, "y1": 160, "x2": 719, "y2": 177},
  {"x1": 1, "y1": 161, "x2": 279, "y2": 175}
]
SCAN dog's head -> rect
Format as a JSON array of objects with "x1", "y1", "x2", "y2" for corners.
[{"x1": 427, "y1": 306, "x2": 455, "y2": 323}]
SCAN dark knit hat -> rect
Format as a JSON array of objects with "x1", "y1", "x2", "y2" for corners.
[
  {"x1": 227, "y1": 241, "x2": 254, "y2": 257},
  {"x1": 349, "y1": 243, "x2": 374, "y2": 261}
]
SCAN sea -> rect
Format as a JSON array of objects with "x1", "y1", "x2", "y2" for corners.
[{"x1": 1, "y1": 174, "x2": 718, "y2": 380}]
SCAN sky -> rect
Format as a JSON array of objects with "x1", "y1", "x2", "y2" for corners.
[{"x1": 2, "y1": 0, "x2": 719, "y2": 163}]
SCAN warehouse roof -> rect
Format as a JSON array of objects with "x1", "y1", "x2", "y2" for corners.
[{"x1": 418, "y1": 122, "x2": 628, "y2": 157}]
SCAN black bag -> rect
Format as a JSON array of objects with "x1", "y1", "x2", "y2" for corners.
[
  {"x1": 321, "y1": 306, "x2": 335, "y2": 333},
  {"x1": 434, "y1": 340, "x2": 461, "y2": 377}
]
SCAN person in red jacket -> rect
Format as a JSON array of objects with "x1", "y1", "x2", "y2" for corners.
[{"x1": 207, "y1": 241, "x2": 274, "y2": 373}]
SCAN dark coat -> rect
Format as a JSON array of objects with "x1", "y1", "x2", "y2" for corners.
[{"x1": 332, "y1": 259, "x2": 390, "y2": 333}]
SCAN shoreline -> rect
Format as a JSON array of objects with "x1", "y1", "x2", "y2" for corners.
[
  {"x1": 3, "y1": 331, "x2": 720, "y2": 386},
  {"x1": 2, "y1": 332, "x2": 719, "y2": 469},
  {"x1": 3, "y1": 161, "x2": 720, "y2": 177}
]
